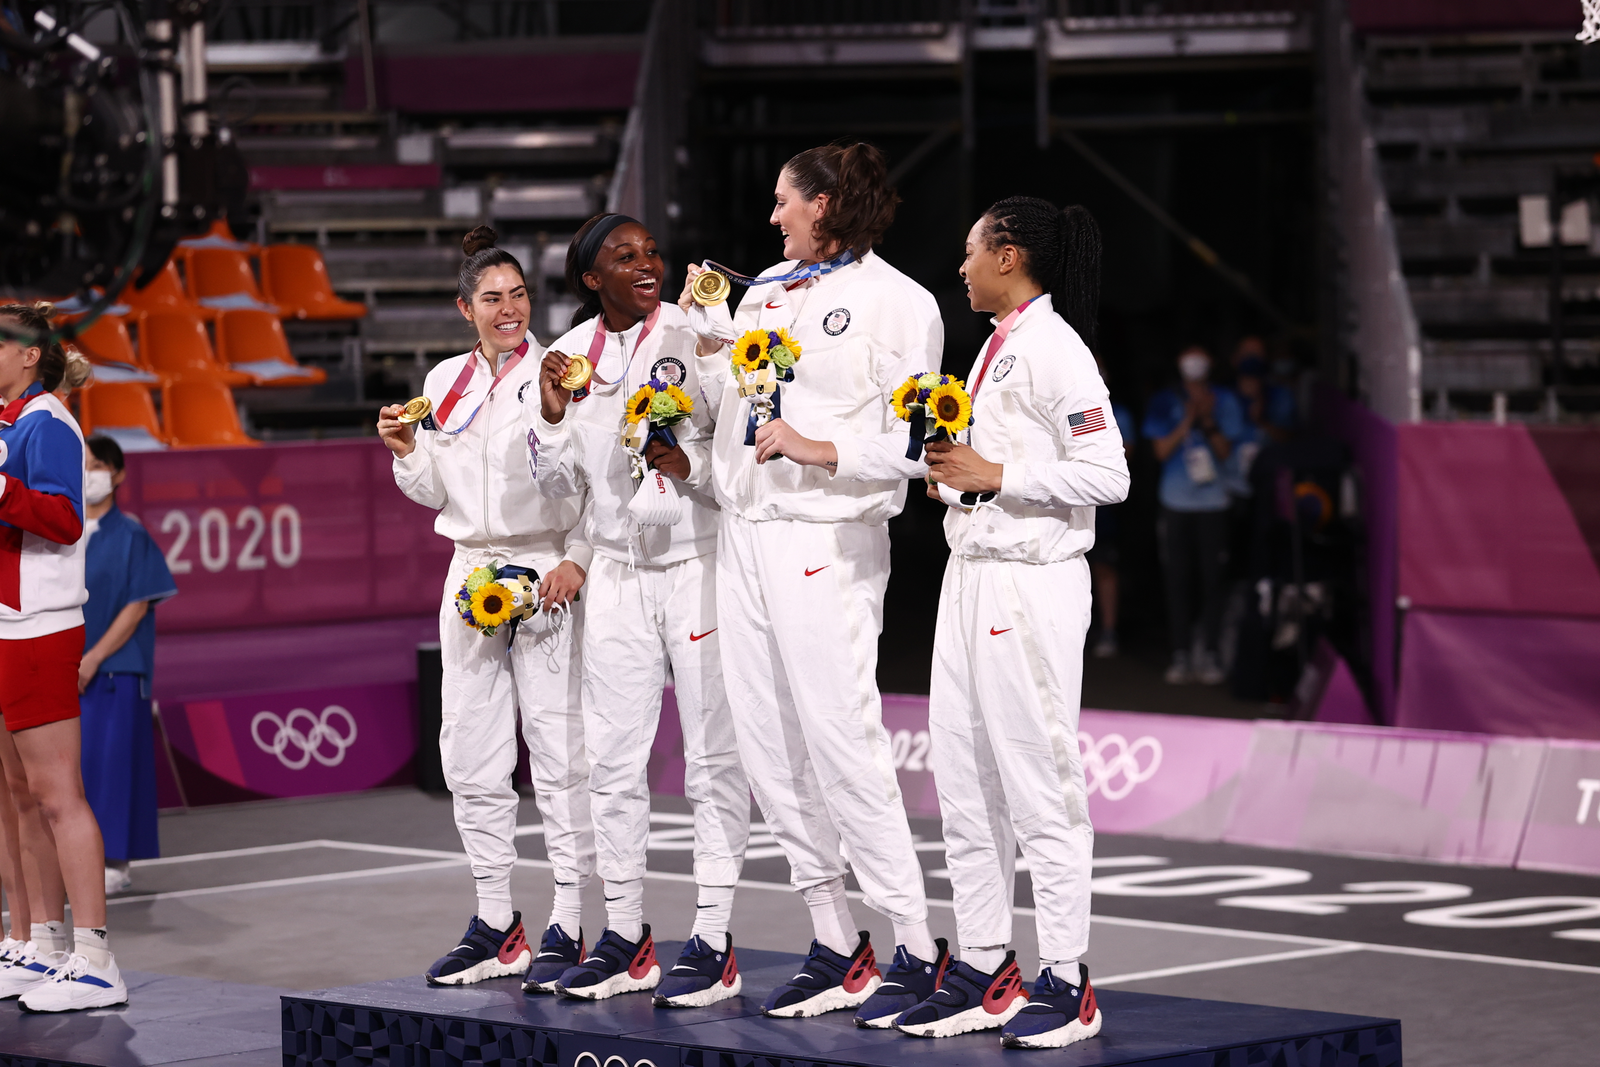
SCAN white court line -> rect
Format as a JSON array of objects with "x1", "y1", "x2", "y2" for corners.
[
  {"x1": 1093, "y1": 944, "x2": 1364, "y2": 986},
  {"x1": 112, "y1": 838, "x2": 1600, "y2": 979}
]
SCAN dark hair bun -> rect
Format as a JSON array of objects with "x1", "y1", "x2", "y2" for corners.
[{"x1": 462, "y1": 225, "x2": 498, "y2": 257}]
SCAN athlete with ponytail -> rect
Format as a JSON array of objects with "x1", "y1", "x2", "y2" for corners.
[
  {"x1": 378, "y1": 226, "x2": 596, "y2": 988},
  {"x1": 678, "y1": 142, "x2": 947, "y2": 1025},
  {"x1": 885, "y1": 199, "x2": 1127, "y2": 1047}
]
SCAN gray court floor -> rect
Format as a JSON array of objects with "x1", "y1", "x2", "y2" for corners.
[{"x1": 13, "y1": 787, "x2": 1600, "y2": 1066}]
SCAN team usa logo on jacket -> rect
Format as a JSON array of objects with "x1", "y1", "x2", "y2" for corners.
[
  {"x1": 991, "y1": 355, "x2": 1016, "y2": 383},
  {"x1": 650, "y1": 356, "x2": 687, "y2": 386},
  {"x1": 822, "y1": 308, "x2": 851, "y2": 335}
]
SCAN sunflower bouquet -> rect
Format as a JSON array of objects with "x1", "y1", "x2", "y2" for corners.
[
  {"x1": 621, "y1": 377, "x2": 695, "y2": 478},
  {"x1": 455, "y1": 562, "x2": 539, "y2": 637},
  {"x1": 731, "y1": 329, "x2": 801, "y2": 445},
  {"x1": 892, "y1": 372, "x2": 974, "y2": 459}
]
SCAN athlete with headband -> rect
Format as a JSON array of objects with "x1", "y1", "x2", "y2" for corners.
[
  {"x1": 678, "y1": 142, "x2": 947, "y2": 1025},
  {"x1": 378, "y1": 226, "x2": 595, "y2": 988},
  {"x1": 530, "y1": 214, "x2": 749, "y2": 1006},
  {"x1": 888, "y1": 199, "x2": 1127, "y2": 1048}
]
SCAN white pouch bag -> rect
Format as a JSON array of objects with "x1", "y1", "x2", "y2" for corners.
[{"x1": 628, "y1": 469, "x2": 686, "y2": 526}]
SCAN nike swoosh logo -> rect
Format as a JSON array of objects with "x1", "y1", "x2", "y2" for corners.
[
  {"x1": 805, "y1": 566, "x2": 829, "y2": 577},
  {"x1": 765, "y1": 301, "x2": 783, "y2": 309},
  {"x1": 990, "y1": 627, "x2": 1012, "y2": 636},
  {"x1": 690, "y1": 629, "x2": 717, "y2": 641}
]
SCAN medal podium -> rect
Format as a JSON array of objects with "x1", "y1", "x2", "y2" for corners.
[{"x1": 281, "y1": 943, "x2": 1401, "y2": 1067}]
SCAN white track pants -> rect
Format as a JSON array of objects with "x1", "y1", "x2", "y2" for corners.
[
  {"x1": 438, "y1": 547, "x2": 595, "y2": 897},
  {"x1": 929, "y1": 554, "x2": 1094, "y2": 963},
  {"x1": 717, "y1": 514, "x2": 928, "y2": 925},
  {"x1": 582, "y1": 553, "x2": 749, "y2": 887}
]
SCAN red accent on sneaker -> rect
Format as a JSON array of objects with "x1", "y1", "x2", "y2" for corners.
[
  {"x1": 842, "y1": 943, "x2": 879, "y2": 995},
  {"x1": 498, "y1": 922, "x2": 529, "y2": 965},
  {"x1": 982, "y1": 961, "x2": 1027, "y2": 1015},
  {"x1": 1079, "y1": 974, "x2": 1097, "y2": 1025},
  {"x1": 721, "y1": 948, "x2": 740, "y2": 987},
  {"x1": 628, "y1": 934, "x2": 658, "y2": 980},
  {"x1": 933, "y1": 950, "x2": 951, "y2": 991}
]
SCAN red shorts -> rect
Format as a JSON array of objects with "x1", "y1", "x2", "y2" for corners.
[{"x1": 0, "y1": 626, "x2": 84, "y2": 733}]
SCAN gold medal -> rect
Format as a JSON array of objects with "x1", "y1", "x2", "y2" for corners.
[
  {"x1": 397, "y1": 396, "x2": 432, "y2": 425},
  {"x1": 558, "y1": 354, "x2": 593, "y2": 391},
  {"x1": 691, "y1": 269, "x2": 731, "y2": 307}
]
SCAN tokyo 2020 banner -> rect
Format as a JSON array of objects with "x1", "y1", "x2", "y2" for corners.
[{"x1": 121, "y1": 440, "x2": 452, "y2": 633}]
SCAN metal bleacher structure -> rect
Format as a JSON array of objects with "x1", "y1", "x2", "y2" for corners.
[{"x1": 133, "y1": 0, "x2": 1591, "y2": 438}]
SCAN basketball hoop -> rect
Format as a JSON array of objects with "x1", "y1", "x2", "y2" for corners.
[{"x1": 1582, "y1": 0, "x2": 1600, "y2": 44}]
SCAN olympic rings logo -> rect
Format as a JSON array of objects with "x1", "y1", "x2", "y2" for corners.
[
  {"x1": 1079, "y1": 731, "x2": 1162, "y2": 801},
  {"x1": 250, "y1": 706, "x2": 359, "y2": 770},
  {"x1": 573, "y1": 1055, "x2": 657, "y2": 1067}
]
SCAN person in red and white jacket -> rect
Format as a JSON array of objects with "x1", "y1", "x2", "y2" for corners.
[{"x1": 0, "y1": 303, "x2": 126, "y2": 1012}]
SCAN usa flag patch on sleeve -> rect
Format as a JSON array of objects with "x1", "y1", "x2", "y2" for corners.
[{"x1": 1068, "y1": 407, "x2": 1107, "y2": 436}]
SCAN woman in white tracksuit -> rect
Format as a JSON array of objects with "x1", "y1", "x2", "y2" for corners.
[
  {"x1": 378, "y1": 226, "x2": 595, "y2": 988},
  {"x1": 531, "y1": 214, "x2": 749, "y2": 1006},
  {"x1": 890, "y1": 199, "x2": 1128, "y2": 1049},
  {"x1": 679, "y1": 142, "x2": 946, "y2": 1025}
]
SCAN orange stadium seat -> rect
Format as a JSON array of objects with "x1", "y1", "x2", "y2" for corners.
[
  {"x1": 70, "y1": 316, "x2": 163, "y2": 386},
  {"x1": 260, "y1": 244, "x2": 367, "y2": 321},
  {"x1": 214, "y1": 309, "x2": 328, "y2": 386},
  {"x1": 123, "y1": 261, "x2": 216, "y2": 321},
  {"x1": 78, "y1": 382, "x2": 170, "y2": 451},
  {"x1": 163, "y1": 379, "x2": 258, "y2": 448},
  {"x1": 177, "y1": 219, "x2": 260, "y2": 254},
  {"x1": 138, "y1": 311, "x2": 253, "y2": 387},
  {"x1": 184, "y1": 247, "x2": 277, "y2": 312}
]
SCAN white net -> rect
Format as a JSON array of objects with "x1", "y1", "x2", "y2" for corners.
[{"x1": 1582, "y1": 0, "x2": 1600, "y2": 44}]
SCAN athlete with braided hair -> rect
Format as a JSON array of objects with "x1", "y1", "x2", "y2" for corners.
[{"x1": 885, "y1": 198, "x2": 1127, "y2": 1047}]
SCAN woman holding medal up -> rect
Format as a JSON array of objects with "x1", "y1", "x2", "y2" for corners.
[
  {"x1": 378, "y1": 227, "x2": 595, "y2": 989},
  {"x1": 530, "y1": 214, "x2": 750, "y2": 1006},
  {"x1": 678, "y1": 142, "x2": 947, "y2": 1026},
  {"x1": 890, "y1": 199, "x2": 1127, "y2": 1048}
]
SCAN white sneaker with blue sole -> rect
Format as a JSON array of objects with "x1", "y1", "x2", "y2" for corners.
[{"x1": 19, "y1": 952, "x2": 129, "y2": 1012}]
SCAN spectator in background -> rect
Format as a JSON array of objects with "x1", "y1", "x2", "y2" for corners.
[
  {"x1": 1232, "y1": 336, "x2": 1295, "y2": 450},
  {"x1": 78, "y1": 435, "x2": 176, "y2": 894},
  {"x1": 1087, "y1": 356, "x2": 1135, "y2": 658},
  {"x1": 1143, "y1": 346, "x2": 1246, "y2": 685}
]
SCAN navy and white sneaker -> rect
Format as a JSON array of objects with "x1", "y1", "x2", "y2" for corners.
[
  {"x1": 522, "y1": 924, "x2": 583, "y2": 994},
  {"x1": 854, "y1": 939, "x2": 949, "y2": 1028},
  {"x1": 425, "y1": 912, "x2": 531, "y2": 986},
  {"x1": 894, "y1": 950, "x2": 1028, "y2": 1038},
  {"x1": 18, "y1": 953, "x2": 129, "y2": 1012},
  {"x1": 0, "y1": 942, "x2": 63, "y2": 999},
  {"x1": 1002, "y1": 964, "x2": 1103, "y2": 1049},
  {"x1": 654, "y1": 933, "x2": 742, "y2": 1008},
  {"x1": 556, "y1": 925, "x2": 661, "y2": 1000},
  {"x1": 761, "y1": 931, "x2": 881, "y2": 1019}
]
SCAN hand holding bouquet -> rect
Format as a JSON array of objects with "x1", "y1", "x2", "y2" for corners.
[
  {"x1": 732, "y1": 329, "x2": 801, "y2": 447},
  {"x1": 456, "y1": 563, "x2": 540, "y2": 637},
  {"x1": 892, "y1": 372, "x2": 974, "y2": 459},
  {"x1": 622, "y1": 378, "x2": 695, "y2": 479}
]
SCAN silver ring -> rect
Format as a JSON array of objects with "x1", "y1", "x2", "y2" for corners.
[{"x1": 574, "y1": 1054, "x2": 601, "y2": 1067}]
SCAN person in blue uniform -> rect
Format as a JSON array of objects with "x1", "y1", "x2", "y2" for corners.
[{"x1": 77, "y1": 434, "x2": 176, "y2": 894}]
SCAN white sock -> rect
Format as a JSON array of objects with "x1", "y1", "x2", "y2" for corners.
[
  {"x1": 893, "y1": 920, "x2": 937, "y2": 964},
  {"x1": 1043, "y1": 957, "x2": 1080, "y2": 986},
  {"x1": 962, "y1": 945, "x2": 1007, "y2": 974},
  {"x1": 78, "y1": 926, "x2": 112, "y2": 968},
  {"x1": 692, "y1": 884, "x2": 735, "y2": 943},
  {"x1": 476, "y1": 867, "x2": 514, "y2": 932},
  {"x1": 33, "y1": 921, "x2": 68, "y2": 956},
  {"x1": 800, "y1": 876, "x2": 855, "y2": 956},
  {"x1": 604, "y1": 878, "x2": 645, "y2": 943},
  {"x1": 548, "y1": 879, "x2": 583, "y2": 937}
]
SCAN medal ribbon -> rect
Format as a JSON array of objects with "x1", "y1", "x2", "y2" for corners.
[
  {"x1": 968, "y1": 295, "x2": 1039, "y2": 402},
  {"x1": 703, "y1": 248, "x2": 857, "y2": 292},
  {"x1": 584, "y1": 304, "x2": 661, "y2": 390},
  {"x1": 434, "y1": 337, "x2": 532, "y2": 435}
]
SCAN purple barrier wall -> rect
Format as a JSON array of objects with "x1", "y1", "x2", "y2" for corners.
[
  {"x1": 123, "y1": 441, "x2": 453, "y2": 634},
  {"x1": 343, "y1": 48, "x2": 640, "y2": 113},
  {"x1": 1222, "y1": 722, "x2": 1547, "y2": 865},
  {"x1": 1517, "y1": 739, "x2": 1600, "y2": 877},
  {"x1": 1350, "y1": 0, "x2": 1579, "y2": 32}
]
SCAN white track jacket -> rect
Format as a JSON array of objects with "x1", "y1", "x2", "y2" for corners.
[
  {"x1": 393, "y1": 334, "x2": 590, "y2": 570},
  {"x1": 697, "y1": 251, "x2": 942, "y2": 524},
  {"x1": 534, "y1": 304, "x2": 718, "y2": 566}
]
